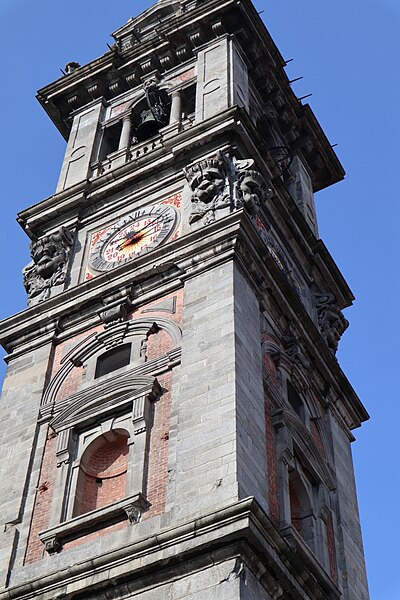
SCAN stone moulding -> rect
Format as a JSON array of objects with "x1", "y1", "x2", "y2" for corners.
[
  {"x1": 49, "y1": 376, "x2": 160, "y2": 431},
  {"x1": 279, "y1": 524, "x2": 336, "y2": 593},
  {"x1": 272, "y1": 408, "x2": 336, "y2": 491},
  {"x1": 39, "y1": 493, "x2": 149, "y2": 554},
  {"x1": 2, "y1": 497, "x2": 340, "y2": 600},
  {"x1": 39, "y1": 350, "x2": 180, "y2": 423}
]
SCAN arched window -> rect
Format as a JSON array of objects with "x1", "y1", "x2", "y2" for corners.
[
  {"x1": 288, "y1": 470, "x2": 316, "y2": 552},
  {"x1": 73, "y1": 431, "x2": 129, "y2": 517}
]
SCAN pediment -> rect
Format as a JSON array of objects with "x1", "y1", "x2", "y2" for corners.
[
  {"x1": 113, "y1": 1, "x2": 183, "y2": 40},
  {"x1": 51, "y1": 373, "x2": 159, "y2": 431}
]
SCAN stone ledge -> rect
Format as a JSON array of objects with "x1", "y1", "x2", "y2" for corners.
[
  {"x1": 279, "y1": 525, "x2": 336, "y2": 595},
  {"x1": 39, "y1": 493, "x2": 148, "y2": 554}
]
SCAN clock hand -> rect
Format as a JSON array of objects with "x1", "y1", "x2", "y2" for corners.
[{"x1": 116, "y1": 209, "x2": 173, "y2": 250}]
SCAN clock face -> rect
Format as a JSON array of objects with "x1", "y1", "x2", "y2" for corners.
[{"x1": 89, "y1": 204, "x2": 178, "y2": 272}]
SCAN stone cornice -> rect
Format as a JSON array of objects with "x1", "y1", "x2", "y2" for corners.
[
  {"x1": 0, "y1": 208, "x2": 368, "y2": 429},
  {"x1": 35, "y1": 0, "x2": 343, "y2": 192},
  {"x1": 15, "y1": 106, "x2": 351, "y2": 315},
  {"x1": 0, "y1": 210, "x2": 244, "y2": 356},
  {"x1": 270, "y1": 177, "x2": 354, "y2": 309},
  {"x1": 17, "y1": 108, "x2": 242, "y2": 236},
  {"x1": 36, "y1": 0, "x2": 237, "y2": 138},
  {"x1": 0, "y1": 497, "x2": 340, "y2": 600}
]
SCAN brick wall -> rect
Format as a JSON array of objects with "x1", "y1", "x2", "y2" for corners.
[
  {"x1": 24, "y1": 428, "x2": 57, "y2": 564},
  {"x1": 51, "y1": 326, "x2": 102, "y2": 403},
  {"x1": 76, "y1": 434, "x2": 128, "y2": 516},
  {"x1": 24, "y1": 292, "x2": 180, "y2": 562},
  {"x1": 289, "y1": 480, "x2": 302, "y2": 536},
  {"x1": 310, "y1": 419, "x2": 326, "y2": 457},
  {"x1": 133, "y1": 290, "x2": 183, "y2": 325},
  {"x1": 262, "y1": 336, "x2": 280, "y2": 526},
  {"x1": 146, "y1": 329, "x2": 173, "y2": 361},
  {"x1": 144, "y1": 371, "x2": 172, "y2": 519}
]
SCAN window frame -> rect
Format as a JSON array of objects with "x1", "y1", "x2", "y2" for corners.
[{"x1": 38, "y1": 375, "x2": 160, "y2": 554}]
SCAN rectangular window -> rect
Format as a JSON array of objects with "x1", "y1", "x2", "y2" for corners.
[{"x1": 95, "y1": 344, "x2": 131, "y2": 379}]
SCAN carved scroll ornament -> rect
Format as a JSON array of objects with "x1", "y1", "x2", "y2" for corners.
[
  {"x1": 184, "y1": 152, "x2": 272, "y2": 225},
  {"x1": 23, "y1": 226, "x2": 74, "y2": 307}
]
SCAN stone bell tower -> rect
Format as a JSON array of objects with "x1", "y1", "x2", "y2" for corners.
[{"x1": 0, "y1": 1, "x2": 370, "y2": 599}]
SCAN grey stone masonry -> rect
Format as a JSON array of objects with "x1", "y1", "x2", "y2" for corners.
[
  {"x1": 168, "y1": 262, "x2": 238, "y2": 521},
  {"x1": 233, "y1": 266, "x2": 268, "y2": 511},
  {"x1": 0, "y1": 338, "x2": 54, "y2": 588},
  {"x1": 56, "y1": 100, "x2": 104, "y2": 193},
  {"x1": 329, "y1": 414, "x2": 370, "y2": 600},
  {"x1": 0, "y1": 0, "x2": 371, "y2": 599},
  {"x1": 195, "y1": 36, "x2": 249, "y2": 123}
]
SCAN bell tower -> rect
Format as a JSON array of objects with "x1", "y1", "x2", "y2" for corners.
[{"x1": 0, "y1": 1, "x2": 370, "y2": 599}]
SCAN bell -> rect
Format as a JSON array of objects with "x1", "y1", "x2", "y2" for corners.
[{"x1": 136, "y1": 109, "x2": 164, "y2": 142}]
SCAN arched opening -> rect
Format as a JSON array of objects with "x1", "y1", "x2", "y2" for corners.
[
  {"x1": 288, "y1": 470, "x2": 315, "y2": 552},
  {"x1": 73, "y1": 431, "x2": 129, "y2": 517}
]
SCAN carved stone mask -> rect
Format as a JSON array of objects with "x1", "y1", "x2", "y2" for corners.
[
  {"x1": 237, "y1": 169, "x2": 266, "y2": 214},
  {"x1": 190, "y1": 162, "x2": 225, "y2": 204},
  {"x1": 30, "y1": 227, "x2": 73, "y2": 280},
  {"x1": 315, "y1": 293, "x2": 349, "y2": 353}
]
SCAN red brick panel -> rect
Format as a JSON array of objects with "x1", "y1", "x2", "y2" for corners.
[
  {"x1": 146, "y1": 329, "x2": 173, "y2": 362},
  {"x1": 289, "y1": 480, "x2": 303, "y2": 536},
  {"x1": 55, "y1": 365, "x2": 85, "y2": 403},
  {"x1": 326, "y1": 509, "x2": 338, "y2": 584},
  {"x1": 25, "y1": 429, "x2": 57, "y2": 564},
  {"x1": 134, "y1": 290, "x2": 183, "y2": 326},
  {"x1": 50, "y1": 326, "x2": 102, "y2": 403},
  {"x1": 77, "y1": 435, "x2": 128, "y2": 516},
  {"x1": 144, "y1": 371, "x2": 172, "y2": 519},
  {"x1": 26, "y1": 301, "x2": 177, "y2": 562},
  {"x1": 310, "y1": 419, "x2": 326, "y2": 457}
]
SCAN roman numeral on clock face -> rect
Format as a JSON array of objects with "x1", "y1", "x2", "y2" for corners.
[{"x1": 89, "y1": 203, "x2": 179, "y2": 273}]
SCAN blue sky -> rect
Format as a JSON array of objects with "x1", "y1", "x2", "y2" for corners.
[{"x1": 0, "y1": 1, "x2": 398, "y2": 597}]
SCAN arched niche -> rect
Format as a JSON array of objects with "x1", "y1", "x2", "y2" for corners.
[
  {"x1": 39, "y1": 377, "x2": 159, "y2": 553},
  {"x1": 73, "y1": 428, "x2": 130, "y2": 518},
  {"x1": 288, "y1": 469, "x2": 316, "y2": 553}
]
